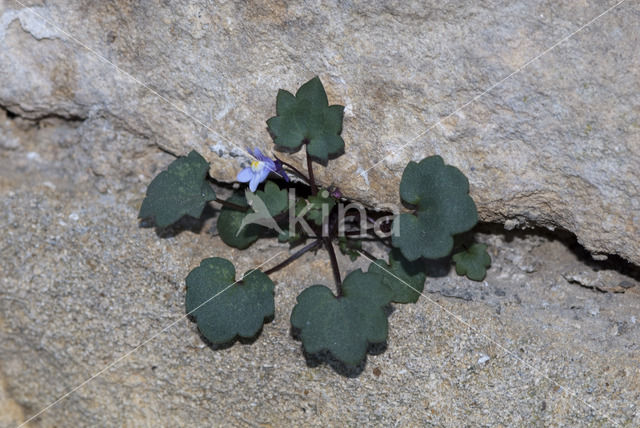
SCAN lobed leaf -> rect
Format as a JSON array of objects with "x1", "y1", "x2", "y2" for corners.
[
  {"x1": 299, "y1": 190, "x2": 336, "y2": 226},
  {"x1": 290, "y1": 270, "x2": 392, "y2": 366},
  {"x1": 217, "y1": 192, "x2": 264, "y2": 249},
  {"x1": 391, "y1": 156, "x2": 478, "y2": 261},
  {"x1": 185, "y1": 257, "x2": 275, "y2": 344},
  {"x1": 254, "y1": 180, "x2": 289, "y2": 216},
  {"x1": 338, "y1": 237, "x2": 361, "y2": 261},
  {"x1": 139, "y1": 150, "x2": 216, "y2": 227},
  {"x1": 240, "y1": 181, "x2": 288, "y2": 229},
  {"x1": 368, "y1": 248, "x2": 426, "y2": 303},
  {"x1": 452, "y1": 243, "x2": 492, "y2": 281},
  {"x1": 277, "y1": 227, "x2": 302, "y2": 244},
  {"x1": 266, "y1": 77, "x2": 345, "y2": 164}
]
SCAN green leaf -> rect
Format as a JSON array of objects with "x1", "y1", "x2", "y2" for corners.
[
  {"x1": 217, "y1": 192, "x2": 264, "y2": 249},
  {"x1": 278, "y1": 227, "x2": 302, "y2": 245},
  {"x1": 267, "y1": 77, "x2": 345, "y2": 164},
  {"x1": 254, "y1": 180, "x2": 288, "y2": 216},
  {"x1": 297, "y1": 189, "x2": 336, "y2": 226},
  {"x1": 452, "y1": 243, "x2": 491, "y2": 281},
  {"x1": 186, "y1": 257, "x2": 275, "y2": 344},
  {"x1": 338, "y1": 237, "x2": 361, "y2": 261},
  {"x1": 391, "y1": 156, "x2": 478, "y2": 261},
  {"x1": 290, "y1": 270, "x2": 392, "y2": 366},
  {"x1": 139, "y1": 150, "x2": 216, "y2": 227},
  {"x1": 368, "y1": 249, "x2": 426, "y2": 303},
  {"x1": 240, "y1": 181, "x2": 287, "y2": 230}
]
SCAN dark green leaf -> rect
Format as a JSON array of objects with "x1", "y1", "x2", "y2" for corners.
[
  {"x1": 271, "y1": 199, "x2": 315, "y2": 242},
  {"x1": 338, "y1": 237, "x2": 361, "y2": 261},
  {"x1": 452, "y1": 243, "x2": 491, "y2": 281},
  {"x1": 297, "y1": 189, "x2": 336, "y2": 226},
  {"x1": 290, "y1": 270, "x2": 392, "y2": 366},
  {"x1": 267, "y1": 77, "x2": 344, "y2": 164},
  {"x1": 139, "y1": 150, "x2": 216, "y2": 227},
  {"x1": 186, "y1": 257, "x2": 275, "y2": 344},
  {"x1": 239, "y1": 181, "x2": 289, "y2": 235},
  {"x1": 368, "y1": 249, "x2": 426, "y2": 303},
  {"x1": 278, "y1": 227, "x2": 303, "y2": 245},
  {"x1": 253, "y1": 180, "x2": 288, "y2": 216},
  {"x1": 217, "y1": 192, "x2": 264, "y2": 249},
  {"x1": 278, "y1": 228, "x2": 295, "y2": 243},
  {"x1": 391, "y1": 156, "x2": 478, "y2": 261}
]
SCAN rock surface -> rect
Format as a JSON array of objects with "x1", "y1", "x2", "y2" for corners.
[
  {"x1": 0, "y1": 0, "x2": 638, "y2": 265},
  {"x1": 2, "y1": 1, "x2": 640, "y2": 426},
  {"x1": 1, "y1": 107, "x2": 640, "y2": 426}
]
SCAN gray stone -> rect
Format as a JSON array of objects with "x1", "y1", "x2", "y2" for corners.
[
  {"x1": 562, "y1": 268, "x2": 639, "y2": 293},
  {"x1": 2, "y1": 1, "x2": 640, "y2": 426}
]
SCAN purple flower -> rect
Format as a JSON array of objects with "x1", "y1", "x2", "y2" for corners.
[{"x1": 237, "y1": 148, "x2": 289, "y2": 192}]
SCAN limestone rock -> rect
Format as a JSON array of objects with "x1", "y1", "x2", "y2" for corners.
[
  {"x1": 562, "y1": 268, "x2": 639, "y2": 294},
  {"x1": 2, "y1": 139, "x2": 640, "y2": 426},
  {"x1": 0, "y1": 1, "x2": 638, "y2": 267}
]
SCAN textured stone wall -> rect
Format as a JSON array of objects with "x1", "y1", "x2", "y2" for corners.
[
  {"x1": 2, "y1": 2, "x2": 640, "y2": 426},
  {"x1": 1, "y1": 1, "x2": 638, "y2": 264}
]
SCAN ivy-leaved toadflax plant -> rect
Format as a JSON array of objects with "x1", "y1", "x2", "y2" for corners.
[{"x1": 138, "y1": 77, "x2": 491, "y2": 371}]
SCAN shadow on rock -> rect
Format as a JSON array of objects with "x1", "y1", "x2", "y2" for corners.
[
  {"x1": 290, "y1": 325, "x2": 388, "y2": 378},
  {"x1": 188, "y1": 313, "x2": 275, "y2": 351},
  {"x1": 138, "y1": 204, "x2": 218, "y2": 238},
  {"x1": 476, "y1": 222, "x2": 640, "y2": 283},
  {"x1": 424, "y1": 256, "x2": 452, "y2": 278}
]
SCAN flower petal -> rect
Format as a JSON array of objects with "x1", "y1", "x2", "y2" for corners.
[
  {"x1": 258, "y1": 167, "x2": 271, "y2": 183},
  {"x1": 249, "y1": 174, "x2": 261, "y2": 192},
  {"x1": 252, "y1": 147, "x2": 267, "y2": 161},
  {"x1": 263, "y1": 158, "x2": 276, "y2": 172},
  {"x1": 274, "y1": 160, "x2": 290, "y2": 182},
  {"x1": 237, "y1": 168, "x2": 253, "y2": 183}
]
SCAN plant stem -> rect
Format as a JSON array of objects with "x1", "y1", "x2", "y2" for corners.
[
  {"x1": 323, "y1": 237, "x2": 343, "y2": 296},
  {"x1": 274, "y1": 156, "x2": 310, "y2": 183},
  {"x1": 306, "y1": 154, "x2": 318, "y2": 196},
  {"x1": 342, "y1": 229, "x2": 392, "y2": 247},
  {"x1": 264, "y1": 239, "x2": 322, "y2": 275},
  {"x1": 356, "y1": 247, "x2": 378, "y2": 262},
  {"x1": 214, "y1": 197, "x2": 248, "y2": 212}
]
